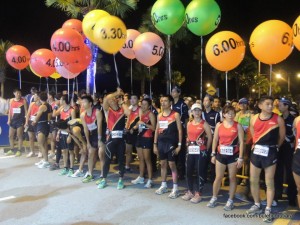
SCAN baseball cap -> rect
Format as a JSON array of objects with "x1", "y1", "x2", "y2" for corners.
[
  {"x1": 191, "y1": 103, "x2": 202, "y2": 111},
  {"x1": 279, "y1": 97, "x2": 292, "y2": 106},
  {"x1": 238, "y1": 98, "x2": 248, "y2": 104}
]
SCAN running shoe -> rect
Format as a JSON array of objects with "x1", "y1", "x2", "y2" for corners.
[
  {"x1": 35, "y1": 159, "x2": 45, "y2": 166},
  {"x1": 48, "y1": 153, "x2": 55, "y2": 159},
  {"x1": 144, "y1": 180, "x2": 153, "y2": 189},
  {"x1": 224, "y1": 200, "x2": 234, "y2": 211},
  {"x1": 97, "y1": 179, "x2": 107, "y2": 189},
  {"x1": 246, "y1": 204, "x2": 262, "y2": 215},
  {"x1": 131, "y1": 176, "x2": 145, "y2": 184},
  {"x1": 190, "y1": 193, "x2": 202, "y2": 204},
  {"x1": 67, "y1": 169, "x2": 74, "y2": 177},
  {"x1": 117, "y1": 179, "x2": 125, "y2": 190},
  {"x1": 182, "y1": 191, "x2": 194, "y2": 201},
  {"x1": 155, "y1": 185, "x2": 168, "y2": 195},
  {"x1": 207, "y1": 197, "x2": 218, "y2": 208},
  {"x1": 263, "y1": 208, "x2": 273, "y2": 223},
  {"x1": 15, "y1": 151, "x2": 22, "y2": 157},
  {"x1": 38, "y1": 161, "x2": 50, "y2": 169},
  {"x1": 261, "y1": 200, "x2": 277, "y2": 207},
  {"x1": 168, "y1": 189, "x2": 179, "y2": 199},
  {"x1": 71, "y1": 169, "x2": 85, "y2": 178},
  {"x1": 58, "y1": 168, "x2": 68, "y2": 176},
  {"x1": 49, "y1": 163, "x2": 60, "y2": 171},
  {"x1": 37, "y1": 152, "x2": 43, "y2": 158},
  {"x1": 26, "y1": 152, "x2": 36, "y2": 158},
  {"x1": 5, "y1": 150, "x2": 14, "y2": 156},
  {"x1": 82, "y1": 174, "x2": 94, "y2": 183}
]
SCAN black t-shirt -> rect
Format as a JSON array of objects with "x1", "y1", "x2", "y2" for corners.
[
  {"x1": 202, "y1": 109, "x2": 221, "y2": 134},
  {"x1": 172, "y1": 99, "x2": 189, "y2": 125}
]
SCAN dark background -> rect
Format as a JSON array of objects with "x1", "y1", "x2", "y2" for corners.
[{"x1": 1, "y1": 0, "x2": 299, "y2": 99}]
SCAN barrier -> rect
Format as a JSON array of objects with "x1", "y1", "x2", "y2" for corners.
[{"x1": 0, "y1": 115, "x2": 9, "y2": 146}]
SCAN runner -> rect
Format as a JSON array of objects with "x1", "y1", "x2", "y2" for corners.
[
  {"x1": 292, "y1": 112, "x2": 300, "y2": 208},
  {"x1": 80, "y1": 95, "x2": 104, "y2": 183},
  {"x1": 24, "y1": 92, "x2": 41, "y2": 157},
  {"x1": 131, "y1": 98, "x2": 156, "y2": 188},
  {"x1": 182, "y1": 103, "x2": 212, "y2": 203},
  {"x1": 246, "y1": 96, "x2": 285, "y2": 223},
  {"x1": 48, "y1": 91, "x2": 59, "y2": 160},
  {"x1": 32, "y1": 92, "x2": 52, "y2": 169},
  {"x1": 154, "y1": 95, "x2": 182, "y2": 199},
  {"x1": 207, "y1": 105, "x2": 244, "y2": 210},
  {"x1": 97, "y1": 88, "x2": 131, "y2": 190},
  {"x1": 6, "y1": 88, "x2": 28, "y2": 156}
]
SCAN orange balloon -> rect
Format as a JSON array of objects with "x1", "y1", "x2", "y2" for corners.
[
  {"x1": 119, "y1": 29, "x2": 141, "y2": 59},
  {"x1": 293, "y1": 16, "x2": 300, "y2": 51},
  {"x1": 64, "y1": 45, "x2": 92, "y2": 73},
  {"x1": 30, "y1": 49, "x2": 56, "y2": 77},
  {"x1": 6, "y1": 45, "x2": 30, "y2": 70},
  {"x1": 205, "y1": 31, "x2": 246, "y2": 72},
  {"x1": 250, "y1": 20, "x2": 294, "y2": 64},
  {"x1": 62, "y1": 19, "x2": 83, "y2": 35}
]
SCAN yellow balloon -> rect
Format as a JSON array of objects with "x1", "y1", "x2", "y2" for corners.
[
  {"x1": 50, "y1": 72, "x2": 61, "y2": 79},
  {"x1": 82, "y1": 10, "x2": 110, "y2": 43},
  {"x1": 205, "y1": 31, "x2": 246, "y2": 72},
  {"x1": 250, "y1": 20, "x2": 294, "y2": 64},
  {"x1": 293, "y1": 15, "x2": 300, "y2": 51},
  {"x1": 93, "y1": 15, "x2": 127, "y2": 54},
  {"x1": 29, "y1": 64, "x2": 42, "y2": 78}
]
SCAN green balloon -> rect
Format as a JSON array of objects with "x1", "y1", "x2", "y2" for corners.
[
  {"x1": 151, "y1": 0, "x2": 185, "y2": 35},
  {"x1": 186, "y1": 0, "x2": 221, "y2": 36}
]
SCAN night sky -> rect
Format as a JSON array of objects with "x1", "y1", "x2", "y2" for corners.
[{"x1": 1, "y1": 0, "x2": 299, "y2": 99}]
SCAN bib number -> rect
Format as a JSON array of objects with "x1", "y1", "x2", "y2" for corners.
[
  {"x1": 13, "y1": 108, "x2": 21, "y2": 114},
  {"x1": 159, "y1": 121, "x2": 168, "y2": 129},
  {"x1": 188, "y1": 146, "x2": 200, "y2": 154},
  {"x1": 253, "y1": 145, "x2": 269, "y2": 157},
  {"x1": 111, "y1": 130, "x2": 123, "y2": 139},
  {"x1": 87, "y1": 122, "x2": 97, "y2": 131},
  {"x1": 30, "y1": 115, "x2": 36, "y2": 122},
  {"x1": 220, "y1": 146, "x2": 233, "y2": 155}
]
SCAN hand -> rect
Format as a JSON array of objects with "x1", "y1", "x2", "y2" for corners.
[
  {"x1": 56, "y1": 135, "x2": 59, "y2": 142},
  {"x1": 7, "y1": 121, "x2": 10, "y2": 125},
  {"x1": 174, "y1": 146, "x2": 181, "y2": 155},
  {"x1": 153, "y1": 145, "x2": 158, "y2": 156},
  {"x1": 129, "y1": 129, "x2": 134, "y2": 134},
  {"x1": 116, "y1": 87, "x2": 124, "y2": 96},
  {"x1": 236, "y1": 158, "x2": 243, "y2": 169},
  {"x1": 211, "y1": 156, "x2": 216, "y2": 164},
  {"x1": 98, "y1": 140, "x2": 103, "y2": 147}
]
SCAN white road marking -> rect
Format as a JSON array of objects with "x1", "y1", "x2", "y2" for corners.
[
  {"x1": 0, "y1": 155, "x2": 15, "y2": 159},
  {"x1": 0, "y1": 196, "x2": 16, "y2": 202}
]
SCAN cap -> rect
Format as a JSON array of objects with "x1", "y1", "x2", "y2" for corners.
[
  {"x1": 279, "y1": 97, "x2": 292, "y2": 106},
  {"x1": 191, "y1": 103, "x2": 202, "y2": 111},
  {"x1": 238, "y1": 98, "x2": 248, "y2": 104},
  {"x1": 172, "y1": 85, "x2": 181, "y2": 93}
]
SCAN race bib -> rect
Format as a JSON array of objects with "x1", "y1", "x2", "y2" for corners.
[
  {"x1": 220, "y1": 146, "x2": 233, "y2": 155},
  {"x1": 253, "y1": 145, "x2": 269, "y2": 157},
  {"x1": 87, "y1": 122, "x2": 97, "y2": 131},
  {"x1": 30, "y1": 115, "x2": 36, "y2": 122},
  {"x1": 188, "y1": 146, "x2": 200, "y2": 154},
  {"x1": 13, "y1": 108, "x2": 21, "y2": 114},
  {"x1": 297, "y1": 139, "x2": 300, "y2": 149},
  {"x1": 111, "y1": 130, "x2": 123, "y2": 138},
  {"x1": 61, "y1": 130, "x2": 68, "y2": 135},
  {"x1": 159, "y1": 121, "x2": 168, "y2": 129}
]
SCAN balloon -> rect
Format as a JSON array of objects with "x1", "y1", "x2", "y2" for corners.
[
  {"x1": 64, "y1": 45, "x2": 92, "y2": 73},
  {"x1": 51, "y1": 28, "x2": 85, "y2": 63},
  {"x1": 93, "y1": 15, "x2": 127, "y2": 54},
  {"x1": 82, "y1": 10, "x2": 110, "y2": 44},
  {"x1": 54, "y1": 58, "x2": 79, "y2": 79},
  {"x1": 185, "y1": 0, "x2": 221, "y2": 36},
  {"x1": 30, "y1": 49, "x2": 56, "y2": 77},
  {"x1": 205, "y1": 31, "x2": 246, "y2": 71},
  {"x1": 6, "y1": 45, "x2": 30, "y2": 70},
  {"x1": 119, "y1": 29, "x2": 141, "y2": 59},
  {"x1": 293, "y1": 16, "x2": 300, "y2": 51},
  {"x1": 29, "y1": 64, "x2": 42, "y2": 78},
  {"x1": 151, "y1": 0, "x2": 185, "y2": 35},
  {"x1": 50, "y1": 72, "x2": 61, "y2": 79},
  {"x1": 133, "y1": 32, "x2": 165, "y2": 67},
  {"x1": 249, "y1": 20, "x2": 294, "y2": 65},
  {"x1": 62, "y1": 19, "x2": 83, "y2": 35}
]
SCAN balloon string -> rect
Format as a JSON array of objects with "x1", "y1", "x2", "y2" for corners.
[
  {"x1": 18, "y1": 70, "x2": 21, "y2": 89},
  {"x1": 46, "y1": 78, "x2": 49, "y2": 93},
  {"x1": 269, "y1": 64, "x2": 272, "y2": 96},
  {"x1": 72, "y1": 78, "x2": 75, "y2": 99},
  {"x1": 113, "y1": 54, "x2": 120, "y2": 87},
  {"x1": 130, "y1": 59, "x2": 133, "y2": 94},
  {"x1": 200, "y1": 36, "x2": 203, "y2": 99},
  {"x1": 76, "y1": 77, "x2": 78, "y2": 93},
  {"x1": 225, "y1": 71, "x2": 228, "y2": 100},
  {"x1": 93, "y1": 74, "x2": 96, "y2": 94},
  {"x1": 167, "y1": 35, "x2": 171, "y2": 94},
  {"x1": 4, "y1": 76, "x2": 85, "y2": 85},
  {"x1": 68, "y1": 78, "x2": 70, "y2": 101},
  {"x1": 55, "y1": 79, "x2": 57, "y2": 94},
  {"x1": 149, "y1": 67, "x2": 152, "y2": 99},
  {"x1": 39, "y1": 77, "x2": 41, "y2": 91}
]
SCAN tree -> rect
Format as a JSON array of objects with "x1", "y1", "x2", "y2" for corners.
[
  {"x1": 0, "y1": 39, "x2": 13, "y2": 98},
  {"x1": 171, "y1": 70, "x2": 186, "y2": 86}
]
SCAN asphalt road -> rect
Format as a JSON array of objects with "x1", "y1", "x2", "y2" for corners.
[{"x1": 0, "y1": 149, "x2": 299, "y2": 225}]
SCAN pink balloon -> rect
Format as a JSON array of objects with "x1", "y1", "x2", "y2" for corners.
[
  {"x1": 119, "y1": 29, "x2": 141, "y2": 59},
  {"x1": 54, "y1": 58, "x2": 79, "y2": 79},
  {"x1": 133, "y1": 32, "x2": 165, "y2": 66}
]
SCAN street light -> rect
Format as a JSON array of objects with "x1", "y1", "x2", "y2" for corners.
[
  {"x1": 275, "y1": 73, "x2": 290, "y2": 93},
  {"x1": 297, "y1": 73, "x2": 300, "y2": 78},
  {"x1": 206, "y1": 83, "x2": 211, "y2": 88}
]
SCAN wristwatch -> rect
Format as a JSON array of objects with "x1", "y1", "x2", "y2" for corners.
[{"x1": 211, "y1": 152, "x2": 216, "y2": 157}]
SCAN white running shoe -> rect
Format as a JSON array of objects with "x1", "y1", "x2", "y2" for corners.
[
  {"x1": 38, "y1": 161, "x2": 50, "y2": 169},
  {"x1": 26, "y1": 152, "x2": 36, "y2": 158},
  {"x1": 155, "y1": 185, "x2": 168, "y2": 195},
  {"x1": 35, "y1": 159, "x2": 45, "y2": 166},
  {"x1": 37, "y1": 152, "x2": 43, "y2": 158},
  {"x1": 144, "y1": 180, "x2": 153, "y2": 188},
  {"x1": 71, "y1": 169, "x2": 85, "y2": 178},
  {"x1": 131, "y1": 176, "x2": 145, "y2": 184}
]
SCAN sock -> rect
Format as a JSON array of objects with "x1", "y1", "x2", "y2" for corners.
[
  {"x1": 173, "y1": 183, "x2": 178, "y2": 190},
  {"x1": 255, "y1": 203, "x2": 260, "y2": 208},
  {"x1": 228, "y1": 199, "x2": 233, "y2": 203},
  {"x1": 212, "y1": 196, "x2": 217, "y2": 200},
  {"x1": 162, "y1": 181, "x2": 167, "y2": 187}
]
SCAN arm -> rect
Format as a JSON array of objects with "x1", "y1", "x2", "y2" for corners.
[
  {"x1": 24, "y1": 99, "x2": 28, "y2": 116},
  {"x1": 203, "y1": 121, "x2": 213, "y2": 150},
  {"x1": 278, "y1": 116, "x2": 286, "y2": 147},
  {"x1": 249, "y1": 114, "x2": 257, "y2": 138},
  {"x1": 211, "y1": 122, "x2": 220, "y2": 164},
  {"x1": 71, "y1": 108, "x2": 76, "y2": 120},
  {"x1": 147, "y1": 112, "x2": 156, "y2": 131},
  {"x1": 7, "y1": 99, "x2": 12, "y2": 125},
  {"x1": 237, "y1": 123, "x2": 244, "y2": 168},
  {"x1": 96, "y1": 109, "x2": 103, "y2": 142},
  {"x1": 32, "y1": 105, "x2": 46, "y2": 125},
  {"x1": 103, "y1": 88, "x2": 123, "y2": 111},
  {"x1": 153, "y1": 114, "x2": 160, "y2": 155},
  {"x1": 80, "y1": 112, "x2": 90, "y2": 147},
  {"x1": 25, "y1": 102, "x2": 33, "y2": 126},
  {"x1": 175, "y1": 112, "x2": 183, "y2": 154},
  {"x1": 53, "y1": 105, "x2": 63, "y2": 117}
]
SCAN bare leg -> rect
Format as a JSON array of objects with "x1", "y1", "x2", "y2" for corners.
[
  {"x1": 16, "y1": 126, "x2": 23, "y2": 151},
  {"x1": 250, "y1": 162, "x2": 262, "y2": 204},
  {"x1": 9, "y1": 127, "x2": 16, "y2": 150},
  {"x1": 265, "y1": 164, "x2": 276, "y2": 208},
  {"x1": 227, "y1": 163, "x2": 238, "y2": 200},
  {"x1": 143, "y1": 148, "x2": 153, "y2": 180},
  {"x1": 125, "y1": 143, "x2": 133, "y2": 168},
  {"x1": 212, "y1": 161, "x2": 227, "y2": 197}
]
